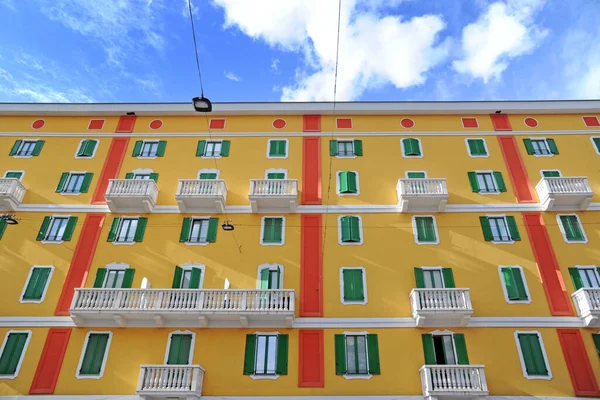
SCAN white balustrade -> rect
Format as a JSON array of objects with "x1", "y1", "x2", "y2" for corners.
[
  {"x1": 250, "y1": 179, "x2": 298, "y2": 196},
  {"x1": 410, "y1": 288, "x2": 472, "y2": 311},
  {"x1": 536, "y1": 177, "x2": 593, "y2": 210},
  {"x1": 177, "y1": 179, "x2": 227, "y2": 198},
  {"x1": 0, "y1": 178, "x2": 26, "y2": 209},
  {"x1": 420, "y1": 365, "x2": 488, "y2": 397},
  {"x1": 398, "y1": 178, "x2": 448, "y2": 196},
  {"x1": 537, "y1": 177, "x2": 592, "y2": 195},
  {"x1": 572, "y1": 288, "x2": 600, "y2": 326},
  {"x1": 137, "y1": 365, "x2": 204, "y2": 397},
  {"x1": 106, "y1": 179, "x2": 158, "y2": 197}
]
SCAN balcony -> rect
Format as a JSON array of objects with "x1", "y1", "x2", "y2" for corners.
[
  {"x1": 536, "y1": 177, "x2": 593, "y2": 211},
  {"x1": 410, "y1": 288, "x2": 473, "y2": 327},
  {"x1": 397, "y1": 178, "x2": 449, "y2": 212},
  {"x1": 70, "y1": 288, "x2": 295, "y2": 328},
  {"x1": 105, "y1": 179, "x2": 159, "y2": 213},
  {"x1": 249, "y1": 179, "x2": 298, "y2": 213},
  {"x1": 0, "y1": 178, "x2": 26, "y2": 211},
  {"x1": 420, "y1": 365, "x2": 488, "y2": 400},
  {"x1": 571, "y1": 288, "x2": 600, "y2": 327},
  {"x1": 137, "y1": 364, "x2": 204, "y2": 400},
  {"x1": 176, "y1": 179, "x2": 227, "y2": 213}
]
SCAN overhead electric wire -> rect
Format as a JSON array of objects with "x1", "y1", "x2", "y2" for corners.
[{"x1": 187, "y1": 0, "x2": 205, "y2": 97}]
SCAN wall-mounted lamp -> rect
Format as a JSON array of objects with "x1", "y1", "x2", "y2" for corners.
[
  {"x1": 222, "y1": 220, "x2": 234, "y2": 231},
  {"x1": 192, "y1": 96, "x2": 212, "y2": 113},
  {"x1": 1, "y1": 214, "x2": 19, "y2": 225},
  {"x1": 495, "y1": 110, "x2": 502, "y2": 114}
]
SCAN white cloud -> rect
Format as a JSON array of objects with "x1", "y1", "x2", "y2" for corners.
[
  {"x1": 271, "y1": 58, "x2": 280, "y2": 72},
  {"x1": 212, "y1": 0, "x2": 449, "y2": 101},
  {"x1": 224, "y1": 71, "x2": 241, "y2": 81},
  {"x1": 561, "y1": 28, "x2": 600, "y2": 99},
  {"x1": 453, "y1": 0, "x2": 548, "y2": 82},
  {"x1": 0, "y1": 0, "x2": 14, "y2": 10}
]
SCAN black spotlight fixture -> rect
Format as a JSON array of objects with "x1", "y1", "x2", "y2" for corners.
[
  {"x1": 495, "y1": 110, "x2": 502, "y2": 114},
  {"x1": 222, "y1": 220, "x2": 234, "y2": 231},
  {"x1": 126, "y1": 112, "x2": 136, "y2": 116},
  {"x1": 1, "y1": 214, "x2": 19, "y2": 225},
  {"x1": 192, "y1": 96, "x2": 213, "y2": 113}
]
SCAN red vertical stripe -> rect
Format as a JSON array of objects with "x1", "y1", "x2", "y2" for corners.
[
  {"x1": 522, "y1": 213, "x2": 573, "y2": 316},
  {"x1": 29, "y1": 329, "x2": 72, "y2": 394},
  {"x1": 303, "y1": 115, "x2": 321, "y2": 132},
  {"x1": 300, "y1": 215, "x2": 322, "y2": 317},
  {"x1": 302, "y1": 137, "x2": 322, "y2": 205},
  {"x1": 91, "y1": 137, "x2": 129, "y2": 204},
  {"x1": 115, "y1": 116, "x2": 136, "y2": 133},
  {"x1": 54, "y1": 214, "x2": 105, "y2": 315},
  {"x1": 490, "y1": 114, "x2": 512, "y2": 131},
  {"x1": 498, "y1": 136, "x2": 536, "y2": 203},
  {"x1": 557, "y1": 329, "x2": 600, "y2": 396},
  {"x1": 298, "y1": 330, "x2": 324, "y2": 387}
]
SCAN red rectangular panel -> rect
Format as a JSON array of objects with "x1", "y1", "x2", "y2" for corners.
[
  {"x1": 490, "y1": 114, "x2": 512, "y2": 131},
  {"x1": 209, "y1": 119, "x2": 225, "y2": 129},
  {"x1": 115, "y1": 116, "x2": 136, "y2": 133},
  {"x1": 497, "y1": 136, "x2": 536, "y2": 203},
  {"x1": 583, "y1": 116, "x2": 600, "y2": 127},
  {"x1": 461, "y1": 117, "x2": 479, "y2": 128},
  {"x1": 336, "y1": 118, "x2": 352, "y2": 129},
  {"x1": 557, "y1": 329, "x2": 600, "y2": 396},
  {"x1": 300, "y1": 215, "x2": 322, "y2": 317},
  {"x1": 522, "y1": 213, "x2": 574, "y2": 316},
  {"x1": 302, "y1": 137, "x2": 321, "y2": 205},
  {"x1": 87, "y1": 119, "x2": 105, "y2": 130},
  {"x1": 303, "y1": 115, "x2": 321, "y2": 132},
  {"x1": 29, "y1": 329, "x2": 72, "y2": 394},
  {"x1": 91, "y1": 137, "x2": 129, "y2": 204},
  {"x1": 298, "y1": 330, "x2": 324, "y2": 387},
  {"x1": 55, "y1": 215, "x2": 105, "y2": 315}
]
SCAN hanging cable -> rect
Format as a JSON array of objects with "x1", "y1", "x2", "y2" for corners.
[{"x1": 187, "y1": 0, "x2": 205, "y2": 97}]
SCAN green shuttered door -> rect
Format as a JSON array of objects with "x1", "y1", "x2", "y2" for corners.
[
  {"x1": 343, "y1": 269, "x2": 364, "y2": 301},
  {"x1": 518, "y1": 333, "x2": 548, "y2": 376},
  {"x1": 167, "y1": 334, "x2": 192, "y2": 365},
  {"x1": 79, "y1": 333, "x2": 109, "y2": 375}
]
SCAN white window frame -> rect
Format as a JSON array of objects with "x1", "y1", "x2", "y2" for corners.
[
  {"x1": 131, "y1": 168, "x2": 155, "y2": 179},
  {"x1": 3, "y1": 170, "x2": 25, "y2": 181},
  {"x1": 420, "y1": 266, "x2": 446, "y2": 288},
  {"x1": 201, "y1": 140, "x2": 224, "y2": 159},
  {"x1": 250, "y1": 331, "x2": 281, "y2": 380},
  {"x1": 474, "y1": 170, "x2": 500, "y2": 195},
  {"x1": 264, "y1": 168, "x2": 288, "y2": 179},
  {"x1": 75, "y1": 330, "x2": 113, "y2": 379},
  {"x1": 60, "y1": 171, "x2": 88, "y2": 196},
  {"x1": 405, "y1": 170, "x2": 428, "y2": 178},
  {"x1": 341, "y1": 331, "x2": 373, "y2": 380},
  {"x1": 19, "y1": 265, "x2": 55, "y2": 304},
  {"x1": 337, "y1": 215, "x2": 364, "y2": 246},
  {"x1": 266, "y1": 139, "x2": 289, "y2": 159},
  {"x1": 112, "y1": 216, "x2": 141, "y2": 246},
  {"x1": 136, "y1": 140, "x2": 160, "y2": 159},
  {"x1": 339, "y1": 267, "x2": 368, "y2": 305},
  {"x1": 13, "y1": 139, "x2": 40, "y2": 159},
  {"x1": 497, "y1": 266, "x2": 532, "y2": 304},
  {"x1": 178, "y1": 263, "x2": 206, "y2": 289},
  {"x1": 185, "y1": 217, "x2": 211, "y2": 246},
  {"x1": 0, "y1": 330, "x2": 32, "y2": 379},
  {"x1": 556, "y1": 214, "x2": 588, "y2": 244},
  {"x1": 573, "y1": 265, "x2": 600, "y2": 289},
  {"x1": 74, "y1": 139, "x2": 99, "y2": 159},
  {"x1": 41, "y1": 214, "x2": 72, "y2": 244},
  {"x1": 465, "y1": 138, "x2": 489, "y2": 158},
  {"x1": 257, "y1": 264, "x2": 284, "y2": 289},
  {"x1": 334, "y1": 139, "x2": 357, "y2": 159},
  {"x1": 401, "y1": 137, "x2": 424, "y2": 158},
  {"x1": 539, "y1": 169, "x2": 561, "y2": 179},
  {"x1": 514, "y1": 330, "x2": 552, "y2": 380},
  {"x1": 336, "y1": 170, "x2": 360, "y2": 196},
  {"x1": 260, "y1": 216, "x2": 286, "y2": 246},
  {"x1": 163, "y1": 330, "x2": 196, "y2": 365},
  {"x1": 412, "y1": 215, "x2": 440, "y2": 245},
  {"x1": 197, "y1": 168, "x2": 220, "y2": 179},
  {"x1": 486, "y1": 214, "x2": 515, "y2": 245},
  {"x1": 527, "y1": 137, "x2": 554, "y2": 157}
]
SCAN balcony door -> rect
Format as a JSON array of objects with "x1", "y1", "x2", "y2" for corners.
[
  {"x1": 422, "y1": 333, "x2": 469, "y2": 365},
  {"x1": 166, "y1": 333, "x2": 193, "y2": 365}
]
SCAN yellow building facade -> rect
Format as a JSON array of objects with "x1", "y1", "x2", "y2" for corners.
[{"x1": 0, "y1": 102, "x2": 599, "y2": 399}]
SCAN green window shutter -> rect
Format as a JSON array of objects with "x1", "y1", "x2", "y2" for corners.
[
  {"x1": 542, "y1": 170, "x2": 560, "y2": 178},
  {"x1": 5, "y1": 171, "x2": 23, "y2": 179},
  {"x1": 275, "y1": 334, "x2": 289, "y2": 375},
  {"x1": 207, "y1": 218, "x2": 218, "y2": 243},
  {"x1": 243, "y1": 334, "x2": 257, "y2": 375},
  {"x1": 132, "y1": 141, "x2": 143, "y2": 157},
  {"x1": 32, "y1": 140, "x2": 44, "y2": 156},
  {"x1": 0, "y1": 333, "x2": 28, "y2": 375},
  {"x1": 353, "y1": 140, "x2": 363, "y2": 156},
  {"x1": 133, "y1": 217, "x2": 147, "y2": 242},
  {"x1": 546, "y1": 138, "x2": 559, "y2": 155},
  {"x1": 189, "y1": 267, "x2": 202, "y2": 289},
  {"x1": 594, "y1": 138, "x2": 600, "y2": 153},
  {"x1": 80, "y1": 173, "x2": 93, "y2": 193},
  {"x1": 220, "y1": 140, "x2": 230, "y2": 156},
  {"x1": 93, "y1": 268, "x2": 106, "y2": 288},
  {"x1": 0, "y1": 220, "x2": 6, "y2": 240},
  {"x1": 414, "y1": 267, "x2": 425, "y2": 288},
  {"x1": 263, "y1": 218, "x2": 283, "y2": 243},
  {"x1": 349, "y1": 216, "x2": 360, "y2": 242},
  {"x1": 121, "y1": 269, "x2": 135, "y2": 288},
  {"x1": 468, "y1": 139, "x2": 477, "y2": 155},
  {"x1": 329, "y1": 140, "x2": 338, "y2": 156},
  {"x1": 36, "y1": 216, "x2": 52, "y2": 241},
  {"x1": 339, "y1": 171, "x2": 349, "y2": 193},
  {"x1": 592, "y1": 334, "x2": 600, "y2": 359},
  {"x1": 512, "y1": 268, "x2": 528, "y2": 300},
  {"x1": 149, "y1": 173, "x2": 159, "y2": 183},
  {"x1": 199, "y1": 173, "x2": 217, "y2": 179},
  {"x1": 416, "y1": 217, "x2": 435, "y2": 242},
  {"x1": 404, "y1": 138, "x2": 421, "y2": 156},
  {"x1": 273, "y1": 218, "x2": 283, "y2": 242},
  {"x1": 9, "y1": 140, "x2": 22, "y2": 156},
  {"x1": 453, "y1": 334, "x2": 470, "y2": 365},
  {"x1": 125, "y1": 172, "x2": 134, "y2": 179},
  {"x1": 518, "y1": 334, "x2": 548, "y2": 376},
  {"x1": 55, "y1": 173, "x2": 69, "y2": 193},
  {"x1": 493, "y1": 172, "x2": 507, "y2": 192},
  {"x1": 441, "y1": 268, "x2": 455, "y2": 288},
  {"x1": 269, "y1": 140, "x2": 277, "y2": 156},
  {"x1": 172, "y1": 266, "x2": 183, "y2": 289},
  {"x1": 523, "y1": 139, "x2": 535, "y2": 155},
  {"x1": 77, "y1": 140, "x2": 89, "y2": 157},
  {"x1": 407, "y1": 172, "x2": 426, "y2": 178},
  {"x1": 267, "y1": 173, "x2": 285, "y2": 179},
  {"x1": 23, "y1": 267, "x2": 51, "y2": 300},
  {"x1": 83, "y1": 140, "x2": 97, "y2": 157},
  {"x1": 107, "y1": 217, "x2": 120, "y2": 242},
  {"x1": 468, "y1": 172, "x2": 480, "y2": 192},
  {"x1": 569, "y1": 268, "x2": 584, "y2": 290},
  {"x1": 367, "y1": 334, "x2": 380, "y2": 374},
  {"x1": 506, "y1": 216, "x2": 520, "y2": 241},
  {"x1": 334, "y1": 334, "x2": 347, "y2": 374},
  {"x1": 179, "y1": 218, "x2": 192, "y2": 242},
  {"x1": 61, "y1": 216, "x2": 78, "y2": 241},
  {"x1": 196, "y1": 140, "x2": 206, "y2": 157},
  {"x1": 421, "y1": 334, "x2": 436, "y2": 364},
  {"x1": 156, "y1": 141, "x2": 167, "y2": 157},
  {"x1": 502, "y1": 267, "x2": 520, "y2": 300},
  {"x1": 79, "y1": 333, "x2": 109, "y2": 375},
  {"x1": 262, "y1": 218, "x2": 272, "y2": 242},
  {"x1": 343, "y1": 269, "x2": 364, "y2": 301},
  {"x1": 341, "y1": 216, "x2": 351, "y2": 242},
  {"x1": 560, "y1": 215, "x2": 584, "y2": 241},
  {"x1": 167, "y1": 335, "x2": 190, "y2": 365},
  {"x1": 347, "y1": 171, "x2": 358, "y2": 193},
  {"x1": 479, "y1": 216, "x2": 493, "y2": 241},
  {"x1": 259, "y1": 268, "x2": 270, "y2": 289},
  {"x1": 468, "y1": 139, "x2": 486, "y2": 156}
]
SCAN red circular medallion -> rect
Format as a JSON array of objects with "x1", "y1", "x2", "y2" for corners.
[
  {"x1": 524, "y1": 117, "x2": 538, "y2": 128},
  {"x1": 401, "y1": 118, "x2": 415, "y2": 128},
  {"x1": 32, "y1": 119, "x2": 45, "y2": 129},
  {"x1": 149, "y1": 119, "x2": 163, "y2": 130},
  {"x1": 272, "y1": 118, "x2": 286, "y2": 129}
]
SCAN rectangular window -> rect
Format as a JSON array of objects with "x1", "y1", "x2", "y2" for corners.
[
  {"x1": 330, "y1": 139, "x2": 362, "y2": 157},
  {"x1": 17, "y1": 141, "x2": 36, "y2": 156},
  {"x1": 198, "y1": 172, "x2": 218, "y2": 179},
  {"x1": 345, "y1": 335, "x2": 368, "y2": 374},
  {"x1": 414, "y1": 216, "x2": 437, "y2": 244},
  {"x1": 480, "y1": 216, "x2": 520, "y2": 242},
  {"x1": 106, "y1": 217, "x2": 147, "y2": 243},
  {"x1": 334, "y1": 334, "x2": 380, "y2": 375},
  {"x1": 516, "y1": 332, "x2": 550, "y2": 378},
  {"x1": 105, "y1": 270, "x2": 126, "y2": 288},
  {"x1": 268, "y1": 140, "x2": 288, "y2": 158},
  {"x1": 21, "y1": 267, "x2": 52, "y2": 302},
  {"x1": 259, "y1": 266, "x2": 281, "y2": 289},
  {"x1": 424, "y1": 269, "x2": 443, "y2": 288},
  {"x1": 338, "y1": 171, "x2": 358, "y2": 194},
  {"x1": 172, "y1": 266, "x2": 203, "y2": 289},
  {"x1": 524, "y1": 138, "x2": 558, "y2": 156},
  {"x1": 189, "y1": 219, "x2": 209, "y2": 243},
  {"x1": 205, "y1": 141, "x2": 222, "y2": 157},
  {"x1": 243, "y1": 334, "x2": 288, "y2": 376},
  {"x1": 93, "y1": 268, "x2": 135, "y2": 289},
  {"x1": 569, "y1": 267, "x2": 600, "y2": 290},
  {"x1": 255, "y1": 335, "x2": 278, "y2": 375},
  {"x1": 541, "y1": 170, "x2": 561, "y2": 178},
  {"x1": 132, "y1": 140, "x2": 166, "y2": 157},
  {"x1": 262, "y1": 217, "x2": 284, "y2": 244},
  {"x1": 267, "y1": 172, "x2": 286, "y2": 179},
  {"x1": 402, "y1": 138, "x2": 422, "y2": 157},
  {"x1": 414, "y1": 267, "x2": 455, "y2": 289},
  {"x1": 558, "y1": 215, "x2": 586, "y2": 242},
  {"x1": 4, "y1": 171, "x2": 23, "y2": 180},
  {"x1": 407, "y1": 171, "x2": 426, "y2": 179},
  {"x1": 466, "y1": 138, "x2": 488, "y2": 156},
  {"x1": 56, "y1": 172, "x2": 93, "y2": 194},
  {"x1": 196, "y1": 140, "x2": 230, "y2": 157},
  {"x1": 500, "y1": 267, "x2": 529, "y2": 301},
  {"x1": 468, "y1": 171, "x2": 506, "y2": 194},
  {"x1": 117, "y1": 218, "x2": 138, "y2": 242},
  {"x1": 341, "y1": 268, "x2": 366, "y2": 303},
  {"x1": 78, "y1": 333, "x2": 110, "y2": 377},
  {"x1": 179, "y1": 217, "x2": 218, "y2": 244},
  {"x1": 166, "y1": 334, "x2": 192, "y2": 365},
  {"x1": 339, "y1": 216, "x2": 362, "y2": 244},
  {"x1": 10, "y1": 140, "x2": 44, "y2": 157},
  {"x1": 125, "y1": 172, "x2": 159, "y2": 182},
  {"x1": 0, "y1": 331, "x2": 30, "y2": 377},
  {"x1": 421, "y1": 333, "x2": 469, "y2": 366},
  {"x1": 76, "y1": 140, "x2": 98, "y2": 158},
  {"x1": 37, "y1": 216, "x2": 77, "y2": 242},
  {"x1": 44, "y1": 217, "x2": 68, "y2": 241},
  {"x1": 141, "y1": 141, "x2": 158, "y2": 157}
]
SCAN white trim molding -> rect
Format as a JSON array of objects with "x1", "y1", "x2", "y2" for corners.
[
  {"x1": 266, "y1": 138, "x2": 289, "y2": 159},
  {"x1": 336, "y1": 170, "x2": 360, "y2": 196},
  {"x1": 514, "y1": 330, "x2": 552, "y2": 380},
  {"x1": 498, "y1": 266, "x2": 532, "y2": 305},
  {"x1": 259, "y1": 216, "x2": 286, "y2": 246},
  {"x1": 19, "y1": 265, "x2": 55, "y2": 304},
  {"x1": 338, "y1": 215, "x2": 364, "y2": 245},
  {"x1": 465, "y1": 137, "x2": 489, "y2": 158},
  {"x1": 556, "y1": 213, "x2": 588, "y2": 244},
  {"x1": 340, "y1": 267, "x2": 368, "y2": 305},
  {"x1": 75, "y1": 330, "x2": 113, "y2": 379},
  {"x1": 412, "y1": 215, "x2": 440, "y2": 245},
  {"x1": 401, "y1": 137, "x2": 423, "y2": 158},
  {"x1": 0, "y1": 330, "x2": 32, "y2": 379},
  {"x1": 163, "y1": 330, "x2": 196, "y2": 364}
]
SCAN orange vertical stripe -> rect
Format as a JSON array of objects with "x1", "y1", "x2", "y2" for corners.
[
  {"x1": 298, "y1": 330, "x2": 324, "y2": 387},
  {"x1": 303, "y1": 115, "x2": 321, "y2": 132},
  {"x1": 91, "y1": 137, "x2": 129, "y2": 204},
  {"x1": 54, "y1": 214, "x2": 105, "y2": 315},
  {"x1": 522, "y1": 213, "x2": 574, "y2": 316},
  {"x1": 29, "y1": 329, "x2": 72, "y2": 394},
  {"x1": 115, "y1": 115, "x2": 136, "y2": 133},
  {"x1": 302, "y1": 137, "x2": 322, "y2": 205},
  {"x1": 557, "y1": 329, "x2": 600, "y2": 396},
  {"x1": 300, "y1": 214, "x2": 322, "y2": 317},
  {"x1": 490, "y1": 114, "x2": 512, "y2": 131},
  {"x1": 498, "y1": 136, "x2": 536, "y2": 203}
]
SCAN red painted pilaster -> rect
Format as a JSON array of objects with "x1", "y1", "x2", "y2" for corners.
[
  {"x1": 498, "y1": 136, "x2": 536, "y2": 203},
  {"x1": 302, "y1": 137, "x2": 322, "y2": 205},
  {"x1": 115, "y1": 115, "x2": 137, "y2": 133},
  {"x1": 557, "y1": 329, "x2": 600, "y2": 396},
  {"x1": 298, "y1": 330, "x2": 324, "y2": 387},
  {"x1": 29, "y1": 329, "x2": 72, "y2": 394},
  {"x1": 490, "y1": 114, "x2": 512, "y2": 131},
  {"x1": 91, "y1": 137, "x2": 129, "y2": 204},
  {"x1": 300, "y1": 215, "x2": 322, "y2": 317}
]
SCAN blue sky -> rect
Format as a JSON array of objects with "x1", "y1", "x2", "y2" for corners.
[{"x1": 0, "y1": 0, "x2": 598, "y2": 103}]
